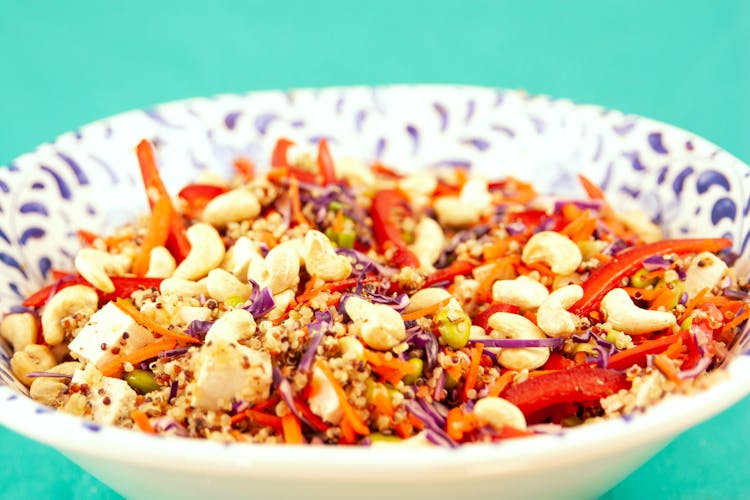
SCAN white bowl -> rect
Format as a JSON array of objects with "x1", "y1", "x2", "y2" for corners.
[{"x1": 1, "y1": 85, "x2": 748, "y2": 500}]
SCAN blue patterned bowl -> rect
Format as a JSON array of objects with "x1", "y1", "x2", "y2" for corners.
[{"x1": 0, "y1": 85, "x2": 748, "y2": 500}]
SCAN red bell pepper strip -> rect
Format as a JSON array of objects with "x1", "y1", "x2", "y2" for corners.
[
  {"x1": 317, "y1": 138, "x2": 337, "y2": 185},
  {"x1": 23, "y1": 276, "x2": 163, "y2": 308},
  {"x1": 571, "y1": 238, "x2": 732, "y2": 315},
  {"x1": 606, "y1": 331, "x2": 691, "y2": 371},
  {"x1": 541, "y1": 352, "x2": 577, "y2": 371},
  {"x1": 233, "y1": 156, "x2": 256, "y2": 180},
  {"x1": 423, "y1": 260, "x2": 474, "y2": 289},
  {"x1": 135, "y1": 140, "x2": 191, "y2": 262},
  {"x1": 271, "y1": 138, "x2": 295, "y2": 167},
  {"x1": 370, "y1": 189, "x2": 420, "y2": 268},
  {"x1": 502, "y1": 366, "x2": 629, "y2": 417},
  {"x1": 472, "y1": 302, "x2": 521, "y2": 331}
]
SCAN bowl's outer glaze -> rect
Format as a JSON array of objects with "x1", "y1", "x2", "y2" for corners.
[{"x1": 0, "y1": 85, "x2": 748, "y2": 500}]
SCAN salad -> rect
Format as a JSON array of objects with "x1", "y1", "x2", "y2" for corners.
[{"x1": 2, "y1": 137, "x2": 748, "y2": 446}]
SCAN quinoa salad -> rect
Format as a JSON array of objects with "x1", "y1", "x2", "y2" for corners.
[{"x1": 3, "y1": 137, "x2": 748, "y2": 446}]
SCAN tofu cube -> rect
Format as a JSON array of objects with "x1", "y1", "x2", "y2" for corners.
[{"x1": 71, "y1": 364, "x2": 137, "y2": 425}]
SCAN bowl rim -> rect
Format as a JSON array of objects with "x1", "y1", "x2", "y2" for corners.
[{"x1": 1, "y1": 83, "x2": 748, "y2": 479}]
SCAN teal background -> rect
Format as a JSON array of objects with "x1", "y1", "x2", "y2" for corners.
[{"x1": 0, "y1": 1, "x2": 748, "y2": 498}]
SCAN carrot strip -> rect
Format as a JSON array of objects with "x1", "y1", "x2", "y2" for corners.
[
  {"x1": 333, "y1": 209, "x2": 345, "y2": 234},
  {"x1": 363, "y1": 350, "x2": 413, "y2": 386},
  {"x1": 723, "y1": 308, "x2": 750, "y2": 332},
  {"x1": 114, "y1": 298, "x2": 201, "y2": 345},
  {"x1": 393, "y1": 419, "x2": 413, "y2": 439},
  {"x1": 130, "y1": 410, "x2": 155, "y2": 434},
  {"x1": 99, "y1": 338, "x2": 177, "y2": 377},
  {"x1": 577, "y1": 174, "x2": 606, "y2": 200},
  {"x1": 230, "y1": 430, "x2": 248, "y2": 442},
  {"x1": 653, "y1": 354, "x2": 682, "y2": 384},
  {"x1": 282, "y1": 414, "x2": 305, "y2": 444},
  {"x1": 289, "y1": 177, "x2": 311, "y2": 227},
  {"x1": 245, "y1": 410, "x2": 283, "y2": 432},
  {"x1": 446, "y1": 407, "x2": 478, "y2": 441},
  {"x1": 132, "y1": 195, "x2": 173, "y2": 276},
  {"x1": 339, "y1": 416, "x2": 357, "y2": 444},
  {"x1": 400, "y1": 297, "x2": 451, "y2": 321},
  {"x1": 233, "y1": 156, "x2": 255, "y2": 180},
  {"x1": 482, "y1": 239, "x2": 509, "y2": 261},
  {"x1": 293, "y1": 398, "x2": 330, "y2": 433},
  {"x1": 642, "y1": 269, "x2": 666, "y2": 282},
  {"x1": 315, "y1": 360, "x2": 370, "y2": 436},
  {"x1": 650, "y1": 287, "x2": 680, "y2": 311},
  {"x1": 463, "y1": 343, "x2": 484, "y2": 399},
  {"x1": 523, "y1": 261, "x2": 556, "y2": 278},
  {"x1": 678, "y1": 288, "x2": 709, "y2": 323},
  {"x1": 370, "y1": 390, "x2": 395, "y2": 418},
  {"x1": 488, "y1": 371, "x2": 515, "y2": 397}
]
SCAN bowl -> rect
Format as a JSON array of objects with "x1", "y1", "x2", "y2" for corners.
[{"x1": 1, "y1": 85, "x2": 748, "y2": 500}]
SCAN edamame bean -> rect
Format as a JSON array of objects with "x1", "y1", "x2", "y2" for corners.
[
  {"x1": 435, "y1": 308, "x2": 471, "y2": 349},
  {"x1": 125, "y1": 369, "x2": 161, "y2": 394},
  {"x1": 401, "y1": 358, "x2": 424, "y2": 385}
]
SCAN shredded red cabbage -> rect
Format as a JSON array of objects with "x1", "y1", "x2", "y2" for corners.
[
  {"x1": 572, "y1": 330, "x2": 619, "y2": 368},
  {"x1": 298, "y1": 311, "x2": 332, "y2": 373},
  {"x1": 243, "y1": 281, "x2": 275, "y2": 319},
  {"x1": 158, "y1": 346, "x2": 191, "y2": 359},
  {"x1": 26, "y1": 371, "x2": 73, "y2": 380},
  {"x1": 405, "y1": 398, "x2": 457, "y2": 448},
  {"x1": 406, "y1": 326, "x2": 439, "y2": 369},
  {"x1": 677, "y1": 355, "x2": 713, "y2": 379},
  {"x1": 553, "y1": 199, "x2": 604, "y2": 213},
  {"x1": 337, "y1": 248, "x2": 396, "y2": 277},
  {"x1": 185, "y1": 319, "x2": 214, "y2": 340},
  {"x1": 642, "y1": 255, "x2": 673, "y2": 271}
]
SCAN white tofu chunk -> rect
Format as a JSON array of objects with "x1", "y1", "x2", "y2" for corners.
[
  {"x1": 68, "y1": 302, "x2": 157, "y2": 369},
  {"x1": 71, "y1": 364, "x2": 137, "y2": 425},
  {"x1": 308, "y1": 364, "x2": 343, "y2": 425},
  {"x1": 188, "y1": 338, "x2": 271, "y2": 411}
]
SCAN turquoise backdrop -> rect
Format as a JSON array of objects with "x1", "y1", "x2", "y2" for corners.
[{"x1": 0, "y1": 1, "x2": 748, "y2": 498}]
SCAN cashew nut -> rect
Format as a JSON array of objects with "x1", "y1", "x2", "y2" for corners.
[
  {"x1": 145, "y1": 246, "x2": 176, "y2": 278},
  {"x1": 1, "y1": 312, "x2": 37, "y2": 352},
  {"x1": 202, "y1": 188, "x2": 261, "y2": 227},
  {"x1": 521, "y1": 231, "x2": 582, "y2": 275},
  {"x1": 221, "y1": 237, "x2": 262, "y2": 278},
  {"x1": 433, "y1": 179, "x2": 491, "y2": 227},
  {"x1": 205, "y1": 269, "x2": 252, "y2": 303},
  {"x1": 684, "y1": 251, "x2": 728, "y2": 298},
  {"x1": 302, "y1": 230, "x2": 351, "y2": 282},
  {"x1": 249, "y1": 241, "x2": 301, "y2": 294},
  {"x1": 11, "y1": 344, "x2": 57, "y2": 387},
  {"x1": 473, "y1": 396, "x2": 527, "y2": 431},
  {"x1": 403, "y1": 288, "x2": 460, "y2": 314},
  {"x1": 74, "y1": 248, "x2": 131, "y2": 293},
  {"x1": 536, "y1": 284, "x2": 584, "y2": 337},
  {"x1": 41, "y1": 285, "x2": 99, "y2": 345},
  {"x1": 204, "y1": 309, "x2": 256, "y2": 343},
  {"x1": 600, "y1": 288, "x2": 677, "y2": 335},
  {"x1": 173, "y1": 223, "x2": 226, "y2": 280},
  {"x1": 617, "y1": 210, "x2": 662, "y2": 244},
  {"x1": 409, "y1": 217, "x2": 445, "y2": 272},
  {"x1": 487, "y1": 312, "x2": 550, "y2": 370},
  {"x1": 338, "y1": 336, "x2": 365, "y2": 361},
  {"x1": 29, "y1": 361, "x2": 80, "y2": 405},
  {"x1": 268, "y1": 289, "x2": 296, "y2": 321},
  {"x1": 159, "y1": 277, "x2": 208, "y2": 298},
  {"x1": 345, "y1": 296, "x2": 406, "y2": 351},
  {"x1": 491, "y1": 275, "x2": 550, "y2": 310}
]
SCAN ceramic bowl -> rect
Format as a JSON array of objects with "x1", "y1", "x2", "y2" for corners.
[{"x1": 1, "y1": 85, "x2": 748, "y2": 500}]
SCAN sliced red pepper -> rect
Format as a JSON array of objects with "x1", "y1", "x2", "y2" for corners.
[
  {"x1": 572, "y1": 238, "x2": 732, "y2": 315},
  {"x1": 135, "y1": 140, "x2": 191, "y2": 262},
  {"x1": 541, "y1": 352, "x2": 577, "y2": 371},
  {"x1": 423, "y1": 260, "x2": 474, "y2": 289},
  {"x1": 178, "y1": 184, "x2": 228, "y2": 216},
  {"x1": 77, "y1": 229, "x2": 100, "y2": 247},
  {"x1": 472, "y1": 302, "x2": 521, "y2": 331},
  {"x1": 502, "y1": 366, "x2": 629, "y2": 417},
  {"x1": 271, "y1": 138, "x2": 295, "y2": 167},
  {"x1": 370, "y1": 189, "x2": 420, "y2": 268},
  {"x1": 233, "y1": 156, "x2": 256, "y2": 180},
  {"x1": 317, "y1": 138, "x2": 337, "y2": 185},
  {"x1": 370, "y1": 162, "x2": 403, "y2": 179},
  {"x1": 606, "y1": 331, "x2": 691, "y2": 371},
  {"x1": 23, "y1": 276, "x2": 163, "y2": 308}
]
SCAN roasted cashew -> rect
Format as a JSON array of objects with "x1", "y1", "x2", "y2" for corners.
[
  {"x1": 521, "y1": 231, "x2": 582, "y2": 275},
  {"x1": 204, "y1": 309, "x2": 256, "y2": 343},
  {"x1": 41, "y1": 285, "x2": 99, "y2": 345},
  {"x1": 345, "y1": 296, "x2": 406, "y2": 351},
  {"x1": 473, "y1": 396, "x2": 526, "y2": 431},
  {"x1": 11, "y1": 344, "x2": 57, "y2": 387},
  {"x1": 487, "y1": 311, "x2": 549, "y2": 370},
  {"x1": 303, "y1": 230, "x2": 351, "y2": 282},
  {"x1": 173, "y1": 223, "x2": 226, "y2": 280},
  {"x1": 145, "y1": 246, "x2": 176, "y2": 278},
  {"x1": 202, "y1": 188, "x2": 261, "y2": 227},
  {"x1": 1, "y1": 312, "x2": 37, "y2": 352},
  {"x1": 409, "y1": 217, "x2": 445, "y2": 272},
  {"x1": 492, "y1": 275, "x2": 549, "y2": 310},
  {"x1": 536, "y1": 284, "x2": 583, "y2": 337},
  {"x1": 600, "y1": 288, "x2": 676, "y2": 335},
  {"x1": 74, "y1": 248, "x2": 131, "y2": 293},
  {"x1": 205, "y1": 269, "x2": 253, "y2": 303}
]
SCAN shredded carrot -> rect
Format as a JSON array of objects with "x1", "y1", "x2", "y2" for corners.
[
  {"x1": 245, "y1": 410, "x2": 283, "y2": 432},
  {"x1": 370, "y1": 390, "x2": 395, "y2": 417},
  {"x1": 99, "y1": 338, "x2": 177, "y2": 377},
  {"x1": 488, "y1": 371, "x2": 514, "y2": 397},
  {"x1": 561, "y1": 203, "x2": 583, "y2": 221},
  {"x1": 561, "y1": 211, "x2": 598, "y2": 242},
  {"x1": 407, "y1": 412, "x2": 425, "y2": 430},
  {"x1": 266, "y1": 166, "x2": 290, "y2": 182},
  {"x1": 393, "y1": 419, "x2": 413, "y2": 439},
  {"x1": 463, "y1": 343, "x2": 484, "y2": 399},
  {"x1": 315, "y1": 359, "x2": 370, "y2": 436},
  {"x1": 400, "y1": 297, "x2": 451, "y2": 321},
  {"x1": 522, "y1": 261, "x2": 556, "y2": 278},
  {"x1": 339, "y1": 416, "x2": 357, "y2": 444},
  {"x1": 230, "y1": 429, "x2": 248, "y2": 442},
  {"x1": 482, "y1": 239, "x2": 509, "y2": 261},
  {"x1": 446, "y1": 407, "x2": 478, "y2": 441},
  {"x1": 233, "y1": 156, "x2": 255, "y2": 180},
  {"x1": 114, "y1": 298, "x2": 201, "y2": 345},
  {"x1": 650, "y1": 287, "x2": 680, "y2": 311},
  {"x1": 281, "y1": 413, "x2": 305, "y2": 444},
  {"x1": 642, "y1": 269, "x2": 666, "y2": 282},
  {"x1": 257, "y1": 230, "x2": 278, "y2": 250},
  {"x1": 522, "y1": 310, "x2": 538, "y2": 325},
  {"x1": 77, "y1": 229, "x2": 100, "y2": 247},
  {"x1": 574, "y1": 351, "x2": 587, "y2": 365},
  {"x1": 333, "y1": 209, "x2": 345, "y2": 234},
  {"x1": 678, "y1": 288, "x2": 708, "y2": 323},
  {"x1": 253, "y1": 395, "x2": 280, "y2": 412},
  {"x1": 363, "y1": 350, "x2": 413, "y2": 386},
  {"x1": 591, "y1": 252, "x2": 612, "y2": 264},
  {"x1": 132, "y1": 195, "x2": 173, "y2": 276},
  {"x1": 289, "y1": 177, "x2": 311, "y2": 227},
  {"x1": 130, "y1": 410, "x2": 155, "y2": 434},
  {"x1": 577, "y1": 174, "x2": 606, "y2": 200},
  {"x1": 476, "y1": 257, "x2": 516, "y2": 300},
  {"x1": 653, "y1": 354, "x2": 682, "y2": 384},
  {"x1": 723, "y1": 308, "x2": 750, "y2": 332},
  {"x1": 663, "y1": 337, "x2": 685, "y2": 359}
]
